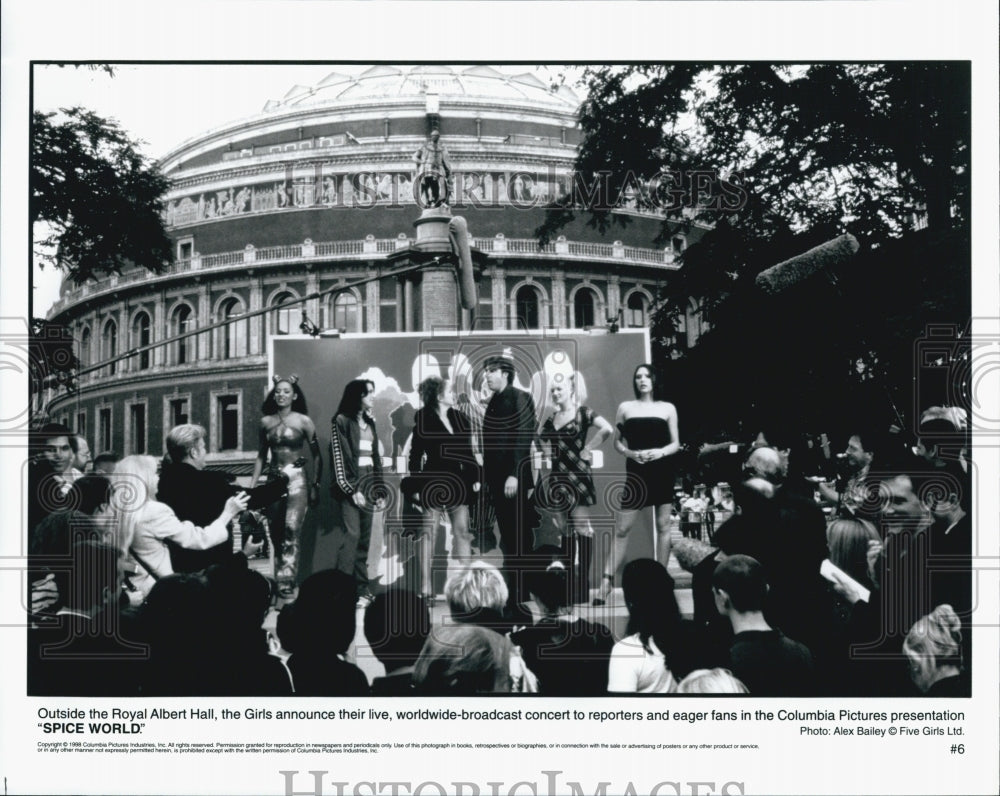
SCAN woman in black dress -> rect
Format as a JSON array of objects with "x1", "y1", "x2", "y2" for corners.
[
  {"x1": 406, "y1": 376, "x2": 481, "y2": 603},
  {"x1": 594, "y1": 363, "x2": 680, "y2": 605},
  {"x1": 536, "y1": 373, "x2": 612, "y2": 603}
]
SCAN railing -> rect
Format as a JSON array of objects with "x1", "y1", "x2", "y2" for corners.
[
  {"x1": 49, "y1": 237, "x2": 679, "y2": 315},
  {"x1": 315, "y1": 240, "x2": 365, "y2": 257}
]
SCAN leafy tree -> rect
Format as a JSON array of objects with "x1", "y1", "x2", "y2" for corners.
[
  {"x1": 539, "y1": 63, "x2": 970, "y2": 440},
  {"x1": 32, "y1": 106, "x2": 172, "y2": 284},
  {"x1": 29, "y1": 317, "x2": 79, "y2": 394}
]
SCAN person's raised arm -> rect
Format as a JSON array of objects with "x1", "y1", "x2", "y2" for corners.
[{"x1": 150, "y1": 493, "x2": 249, "y2": 551}]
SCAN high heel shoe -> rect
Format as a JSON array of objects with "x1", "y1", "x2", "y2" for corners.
[{"x1": 591, "y1": 574, "x2": 613, "y2": 606}]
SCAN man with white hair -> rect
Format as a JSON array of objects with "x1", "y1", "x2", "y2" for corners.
[
  {"x1": 158, "y1": 423, "x2": 297, "y2": 571},
  {"x1": 73, "y1": 435, "x2": 92, "y2": 474}
]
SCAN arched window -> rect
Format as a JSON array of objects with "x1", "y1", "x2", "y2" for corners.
[
  {"x1": 514, "y1": 285, "x2": 540, "y2": 330},
  {"x1": 78, "y1": 327, "x2": 91, "y2": 370},
  {"x1": 101, "y1": 319, "x2": 118, "y2": 376},
  {"x1": 625, "y1": 292, "x2": 648, "y2": 328},
  {"x1": 573, "y1": 288, "x2": 596, "y2": 329},
  {"x1": 172, "y1": 304, "x2": 193, "y2": 365},
  {"x1": 332, "y1": 292, "x2": 360, "y2": 332},
  {"x1": 271, "y1": 292, "x2": 295, "y2": 336},
  {"x1": 132, "y1": 312, "x2": 151, "y2": 370},
  {"x1": 219, "y1": 297, "x2": 247, "y2": 358}
]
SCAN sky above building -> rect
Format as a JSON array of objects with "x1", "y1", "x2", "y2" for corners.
[{"x1": 31, "y1": 63, "x2": 574, "y2": 314}]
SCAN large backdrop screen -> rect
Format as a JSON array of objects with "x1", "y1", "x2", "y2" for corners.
[{"x1": 271, "y1": 330, "x2": 655, "y2": 586}]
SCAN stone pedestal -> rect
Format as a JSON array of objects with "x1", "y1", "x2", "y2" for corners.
[
  {"x1": 412, "y1": 206, "x2": 454, "y2": 250},
  {"x1": 414, "y1": 207, "x2": 458, "y2": 331},
  {"x1": 419, "y1": 267, "x2": 459, "y2": 331}
]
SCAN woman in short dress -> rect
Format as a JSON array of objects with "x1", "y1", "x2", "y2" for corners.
[
  {"x1": 536, "y1": 373, "x2": 612, "y2": 603},
  {"x1": 406, "y1": 376, "x2": 481, "y2": 603},
  {"x1": 594, "y1": 363, "x2": 679, "y2": 605},
  {"x1": 251, "y1": 375, "x2": 322, "y2": 597}
]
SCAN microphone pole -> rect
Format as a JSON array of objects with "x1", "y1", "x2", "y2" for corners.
[{"x1": 756, "y1": 233, "x2": 907, "y2": 432}]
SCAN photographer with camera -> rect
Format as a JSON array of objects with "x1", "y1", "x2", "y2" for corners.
[{"x1": 158, "y1": 424, "x2": 300, "y2": 572}]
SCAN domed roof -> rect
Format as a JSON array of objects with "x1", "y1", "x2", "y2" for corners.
[{"x1": 263, "y1": 65, "x2": 580, "y2": 112}]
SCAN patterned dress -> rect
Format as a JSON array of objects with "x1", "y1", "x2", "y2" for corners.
[{"x1": 538, "y1": 406, "x2": 597, "y2": 511}]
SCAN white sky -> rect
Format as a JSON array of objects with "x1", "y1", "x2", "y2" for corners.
[
  {"x1": 6, "y1": 4, "x2": 999, "y2": 796},
  {"x1": 30, "y1": 63, "x2": 572, "y2": 314},
  {"x1": 31, "y1": 64, "x2": 359, "y2": 314}
]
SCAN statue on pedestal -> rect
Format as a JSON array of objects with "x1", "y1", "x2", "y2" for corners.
[{"x1": 413, "y1": 129, "x2": 451, "y2": 208}]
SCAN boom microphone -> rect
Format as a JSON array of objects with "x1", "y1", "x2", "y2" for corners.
[
  {"x1": 755, "y1": 233, "x2": 859, "y2": 295},
  {"x1": 448, "y1": 215, "x2": 477, "y2": 310}
]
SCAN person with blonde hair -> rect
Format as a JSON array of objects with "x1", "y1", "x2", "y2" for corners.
[
  {"x1": 826, "y1": 516, "x2": 882, "y2": 591},
  {"x1": 904, "y1": 604, "x2": 968, "y2": 696},
  {"x1": 536, "y1": 372, "x2": 612, "y2": 603},
  {"x1": 444, "y1": 560, "x2": 509, "y2": 627},
  {"x1": 412, "y1": 624, "x2": 513, "y2": 695},
  {"x1": 159, "y1": 423, "x2": 296, "y2": 573},
  {"x1": 676, "y1": 668, "x2": 749, "y2": 694},
  {"x1": 111, "y1": 455, "x2": 248, "y2": 599}
]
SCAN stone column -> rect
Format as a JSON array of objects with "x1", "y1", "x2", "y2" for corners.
[
  {"x1": 305, "y1": 272, "x2": 320, "y2": 332},
  {"x1": 607, "y1": 275, "x2": 621, "y2": 320},
  {"x1": 491, "y1": 267, "x2": 507, "y2": 330},
  {"x1": 152, "y1": 295, "x2": 164, "y2": 368},
  {"x1": 394, "y1": 279, "x2": 403, "y2": 333},
  {"x1": 365, "y1": 269, "x2": 379, "y2": 333},
  {"x1": 403, "y1": 278, "x2": 414, "y2": 332},
  {"x1": 197, "y1": 285, "x2": 210, "y2": 361},
  {"x1": 120, "y1": 301, "x2": 132, "y2": 374},
  {"x1": 249, "y1": 280, "x2": 263, "y2": 356},
  {"x1": 551, "y1": 271, "x2": 566, "y2": 329}
]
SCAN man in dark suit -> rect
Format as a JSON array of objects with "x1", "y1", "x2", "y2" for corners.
[
  {"x1": 480, "y1": 352, "x2": 537, "y2": 611},
  {"x1": 158, "y1": 423, "x2": 292, "y2": 572}
]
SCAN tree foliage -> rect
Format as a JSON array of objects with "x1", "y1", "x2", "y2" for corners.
[
  {"x1": 32, "y1": 106, "x2": 172, "y2": 284},
  {"x1": 537, "y1": 63, "x2": 970, "y2": 439},
  {"x1": 29, "y1": 317, "x2": 79, "y2": 394}
]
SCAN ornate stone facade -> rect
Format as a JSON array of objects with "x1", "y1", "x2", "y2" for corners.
[{"x1": 44, "y1": 66, "x2": 706, "y2": 468}]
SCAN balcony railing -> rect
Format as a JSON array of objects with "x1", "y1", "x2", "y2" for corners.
[{"x1": 49, "y1": 237, "x2": 679, "y2": 316}]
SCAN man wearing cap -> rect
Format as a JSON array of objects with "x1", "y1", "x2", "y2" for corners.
[{"x1": 481, "y1": 352, "x2": 537, "y2": 611}]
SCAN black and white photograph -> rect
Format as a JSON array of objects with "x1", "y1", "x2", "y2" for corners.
[{"x1": 2, "y1": 2, "x2": 997, "y2": 795}]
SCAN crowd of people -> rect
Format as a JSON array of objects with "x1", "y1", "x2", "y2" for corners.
[{"x1": 26, "y1": 356, "x2": 972, "y2": 697}]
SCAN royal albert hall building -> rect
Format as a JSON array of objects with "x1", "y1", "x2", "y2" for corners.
[{"x1": 43, "y1": 65, "x2": 707, "y2": 475}]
